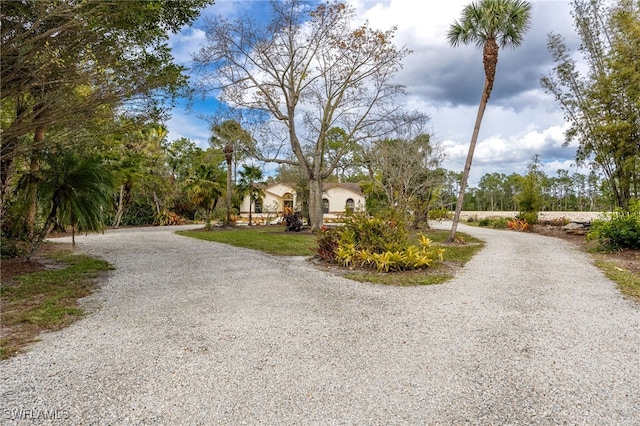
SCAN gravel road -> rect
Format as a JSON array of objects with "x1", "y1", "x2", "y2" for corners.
[{"x1": 1, "y1": 223, "x2": 639, "y2": 425}]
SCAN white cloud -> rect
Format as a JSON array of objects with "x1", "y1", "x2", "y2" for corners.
[
  {"x1": 168, "y1": 28, "x2": 206, "y2": 65},
  {"x1": 167, "y1": 0, "x2": 584, "y2": 186},
  {"x1": 166, "y1": 108, "x2": 210, "y2": 149}
]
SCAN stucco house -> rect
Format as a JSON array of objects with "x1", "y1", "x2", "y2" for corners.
[{"x1": 238, "y1": 182, "x2": 366, "y2": 224}]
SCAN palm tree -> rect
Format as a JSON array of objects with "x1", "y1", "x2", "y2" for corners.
[
  {"x1": 185, "y1": 163, "x2": 223, "y2": 229},
  {"x1": 27, "y1": 153, "x2": 115, "y2": 258},
  {"x1": 446, "y1": 0, "x2": 532, "y2": 242},
  {"x1": 237, "y1": 165, "x2": 264, "y2": 225},
  {"x1": 210, "y1": 120, "x2": 253, "y2": 226}
]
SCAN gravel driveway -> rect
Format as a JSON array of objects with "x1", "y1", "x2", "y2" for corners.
[{"x1": 1, "y1": 223, "x2": 639, "y2": 425}]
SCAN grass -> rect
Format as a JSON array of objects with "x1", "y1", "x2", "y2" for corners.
[
  {"x1": 177, "y1": 226, "x2": 317, "y2": 256},
  {"x1": 595, "y1": 259, "x2": 640, "y2": 303},
  {"x1": 179, "y1": 226, "x2": 484, "y2": 287},
  {"x1": 1, "y1": 249, "x2": 113, "y2": 360}
]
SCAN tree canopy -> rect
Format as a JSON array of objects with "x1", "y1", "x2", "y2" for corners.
[
  {"x1": 1, "y1": 0, "x2": 214, "y2": 255},
  {"x1": 541, "y1": 0, "x2": 639, "y2": 210},
  {"x1": 193, "y1": 0, "x2": 427, "y2": 231}
]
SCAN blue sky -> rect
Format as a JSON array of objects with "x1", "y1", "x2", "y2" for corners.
[{"x1": 166, "y1": 0, "x2": 585, "y2": 186}]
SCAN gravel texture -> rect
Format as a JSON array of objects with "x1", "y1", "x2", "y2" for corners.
[{"x1": 1, "y1": 222, "x2": 639, "y2": 425}]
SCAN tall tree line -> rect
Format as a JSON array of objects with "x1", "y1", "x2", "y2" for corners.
[
  {"x1": 1, "y1": 0, "x2": 214, "y2": 256},
  {"x1": 541, "y1": 0, "x2": 639, "y2": 210},
  {"x1": 461, "y1": 169, "x2": 610, "y2": 212}
]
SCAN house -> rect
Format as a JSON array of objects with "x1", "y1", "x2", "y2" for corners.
[{"x1": 238, "y1": 182, "x2": 366, "y2": 224}]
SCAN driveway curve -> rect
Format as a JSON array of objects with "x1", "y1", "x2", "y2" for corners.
[{"x1": 1, "y1": 223, "x2": 639, "y2": 425}]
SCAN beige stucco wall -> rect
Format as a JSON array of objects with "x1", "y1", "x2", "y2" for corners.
[
  {"x1": 238, "y1": 183, "x2": 366, "y2": 222},
  {"x1": 239, "y1": 183, "x2": 299, "y2": 215},
  {"x1": 322, "y1": 188, "x2": 365, "y2": 215}
]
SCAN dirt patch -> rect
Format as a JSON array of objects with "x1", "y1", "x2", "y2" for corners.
[{"x1": 1, "y1": 242, "x2": 73, "y2": 283}]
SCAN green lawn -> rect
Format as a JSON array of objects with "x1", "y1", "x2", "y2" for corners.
[
  {"x1": 595, "y1": 259, "x2": 640, "y2": 302},
  {"x1": 177, "y1": 226, "x2": 317, "y2": 256},
  {"x1": 1, "y1": 249, "x2": 114, "y2": 360}
]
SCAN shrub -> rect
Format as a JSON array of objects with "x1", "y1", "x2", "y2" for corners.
[
  {"x1": 428, "y1": 207, "x2": 451, "y2": 221},
  {"x1": 518, "y1": 211, "x2": 538, "y2": 225},
  {"x1": 547, "y1": 216, "x2": 570, "y2": 227},
  {"x1": 316, "y1": 227, "x2": 340, "y2": 261},
  {"x1": 1, "y1": 237, "x2": 23, "y2": 259},
  {"x1": 154, "y1": 211, "x2": 185, "y2": 226},
  {"x1": 507, "y1": 218, "x2": 530, "y2": 231},
  {"x1": 491, "y1": 217, "x2": 510, "y2": 229},
  {"x1": 478, "y1": 216, "x2": 512, "y2": 229},
  {"x1": 283, "y1": 210, "x2": 302, "y2": 232},
  {"x1": 588, "y1": 201, "x2": 640, "y2": 250},
  {"x1": 341, "y1": 211, "x2": 408, "y2": 253}
]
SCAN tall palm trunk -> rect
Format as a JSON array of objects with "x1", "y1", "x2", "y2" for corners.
[
  {"x1": 26, "y1": 189, "x2": 59, "y2": 260},
  {"x1": 448, "y1": 39, "x2": 498, "y2": 242},
  {"x1": 224, "y1": 144, "x2": 233, "y2": 226},
  {"x1": 25, "y1": 125, "x2": 45, "y2": 238}
]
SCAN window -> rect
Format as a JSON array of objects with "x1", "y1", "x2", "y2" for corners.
[
  {"x1": 322, "y1": 198, "x2": 330, "y2": 214},
  {"x1": 254, "y1": 198, "x2": 263, "y2": 213},
  {"x1": 345, "y1": 198, "x2": 355, "y2": 212},
  {"x1": 283, "y1": 192, "x2": 294, "y2": 210}
]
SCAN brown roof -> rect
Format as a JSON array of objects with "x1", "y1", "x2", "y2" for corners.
[
  {"x1": 322, "y1": 182, "x2": 363, "y2": 196},
  {"x1": 263, "y1": 182, "x2": 364, "y2": 196}
]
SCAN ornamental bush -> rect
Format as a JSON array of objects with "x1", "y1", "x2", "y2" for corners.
[
  {"x1": 478, "y1": 217, "x2": 511, "y2": 229},
  {"x1": 588, "y1": 200, "x2": 640, "y2": 250},
  {"x1": 315, "y1": 212, "x2": 445, "y2": 272}
]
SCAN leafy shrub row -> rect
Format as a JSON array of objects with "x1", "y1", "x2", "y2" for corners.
[
  {"x1": 316, "y1": 212, "x2": 445, "y2": 272},
  {"x1": 478, "y1": 217, "x2": 511, "y2": 228},
  {"x1": 477, "y1": 213, "x2": 538, "y2": 231},
  {"x1": 507, "y1": 218, "x2": 529, "y2": 231},
  {"x1": 588, "y1": 200, "x2": 640, "y2": 250}
]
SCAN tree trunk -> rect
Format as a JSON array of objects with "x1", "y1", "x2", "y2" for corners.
[
  {"x1": 308, "y1": 177, "x2": 323, "y2": 232},
  {"x1": 448, "y1": 39, "x2": 498, "y2": 242},
  {"x1": 448, "y1": 77, "x2": 492, "y2": 242},
  {"x1": 1, "y1": 97, "x2": 29, "y2": 223},
  {"x1": 25, "y1": 147, "x2": 42, "y2": 238},
  {"x1": 113, "y1": 183, "x2": 130, "y2": 229},
  {"x1": 0, "y1": 138, "x2": 18, "y2": 221},
  {"x1": 152, "y1": 191, "x2": 161, "y2": 216},
  {"x1": 26, "y1": 192, "x2": 59, "y2": 260},
  {"x1": 226, "y1": 159, "x2": 232, "y2": 225},
  {"x1": 224, "y1": 144, "x2": 233, "y2": 226},
  {"x1": 248, "y1": 199, "x2": 253, "y2": 225}
]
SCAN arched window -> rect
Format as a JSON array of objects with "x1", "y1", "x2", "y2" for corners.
[
  {"x1": 283, "y1": 192, "x2": 294, "y2": 210},
  {"x1": 322, "y1": 198, "x2": 330, "y2": 214},
  {"x1": 345, "y1": 198, "x2": 355, "y2": 212},
  {"x1": 254, "y1": 198, "x2": 263, "y2": 214}
]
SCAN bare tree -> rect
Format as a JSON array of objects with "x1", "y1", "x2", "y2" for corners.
[
  {"x1": 193, "y1": 0, "x2": 426, "y2": 231},
  {"x1": 362, "y1": 134, "x2": 444, "y2": 221}
]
